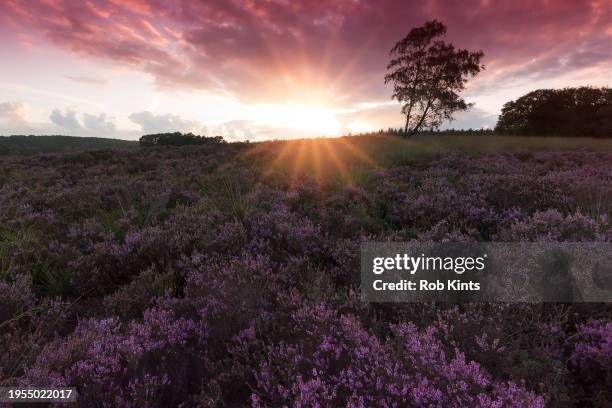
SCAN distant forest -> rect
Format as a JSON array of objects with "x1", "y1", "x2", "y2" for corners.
[
  {"x1": 495, "y1": 87, "x2": 611, "y2": 137},
  {"x1": 139, "y1": 132, "x2": 226, "y2": 147},
  {"x1": 0, "y1": 135, "x2": 137, "y2": 155}
]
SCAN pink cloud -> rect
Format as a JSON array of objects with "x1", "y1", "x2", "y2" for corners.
[
  {"x1": 0, "y1": 101, "x2": 28, "y2": 122},
  {"x1": 65, "y1": 75, "x2": 109, "y2": 85},
  {"x1": 1, "y1": 0, "x2": 608, "y2": 105}
]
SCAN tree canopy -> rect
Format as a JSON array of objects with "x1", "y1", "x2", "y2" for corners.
[
  {"x1": 385, "y1": 20, "x2": 484, "y2": 136},
  {"x1": 139, "y1": 132, "x2": 226, "y2": 147},
  {"x1": 495, "y1": 87, "x2": 612, "y2": 137}
]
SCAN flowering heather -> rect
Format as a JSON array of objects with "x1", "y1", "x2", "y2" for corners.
[{"x1": 0, "y1": 137, "x2": 611, "y2": 406}]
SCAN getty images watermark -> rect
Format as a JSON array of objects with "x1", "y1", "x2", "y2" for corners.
[{"x1": 361, "y1": 242, "x2": 612, "y2": 302}]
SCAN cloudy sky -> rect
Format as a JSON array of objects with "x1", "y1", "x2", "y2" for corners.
[{"x1": 0, "y1": 0, "x2": 610, "y2": 140}]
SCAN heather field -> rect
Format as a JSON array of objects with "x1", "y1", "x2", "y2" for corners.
[{"x1": 1, "y1": 135, "x2": 611, "y2": 407}]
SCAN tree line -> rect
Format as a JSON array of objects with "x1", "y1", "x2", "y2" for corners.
[
  {"x1": 139, "y1": 132, "x2": 226, "y2": 147},
  {"x1": 495, "y1": 87, "x2": 611, "y2": 137}
]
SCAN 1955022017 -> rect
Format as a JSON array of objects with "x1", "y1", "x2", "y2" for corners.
[{"x1": 0, "y1": 387, "x2": 78, "y2": 403}]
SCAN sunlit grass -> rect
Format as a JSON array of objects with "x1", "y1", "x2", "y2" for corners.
[
  {"x1": 0, "y1": 226, "x2": 42, "y2": 280},
  {"x1": 241, "y1": 134, "x2": 612, "y2": 189},
  {"x1": 201, "y1": 172, "x2": 253, "y2": 219}
]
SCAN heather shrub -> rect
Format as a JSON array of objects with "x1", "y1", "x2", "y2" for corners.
[
  {"x1": 247, "y1": 203, "x2": 327, "y2": 260},
  {"x1": 474, "y1": 173, "x2": 572, "y2": 213},
  {"x1": 318, "y1": 186, "x2": 382, "y2": 237},
  {"x1": 102, "y1": 267, "x2": 169, "y2": 319},
  {"x1": 424, "y1": 304, "x2": 573, "y2": 405},
  {"x1": 21, "y1": 307, "x2": 209, "y2": 407},
  {"x1": 566, "y1": 319, "x2": 612, "y2": 405},
  {"x1": 327, "y1": 238, "x2": 363, "y2": 287},
  {"x1": 495, "y1": 210, "x2": 601, "y2": 241},
  {"x1": 1, "y1": 144, "x2": 611, "y2": 406},
  {"x1": 0, "y1": 274, "x2": 35, "y2": 327},
  {"x1": 417, "y1": 219, "x2": 479, "y2": 241},
  {"x1": 1, "y1": 296, "x2": 69, "y2": 381},
  {"x1": 246, "y1": 303, "x2": 544, "y2": 407}
]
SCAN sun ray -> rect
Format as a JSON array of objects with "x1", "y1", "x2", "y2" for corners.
[
  {"x1": 309, "y1": 140, "x2": 324, "y2": 188},
  {"x1": 257, "y1": 141, "x2": 295, "y2": 184},
  {"x1": 320, "y1": 138, "x2": 352, "y2": 186},
  {"x1": 289, "y1": 140, "x2": 307, "y2": 190},
  {"x1": 337, "y1": 137, "x2": 379, "y2": 169},
  {"x1": 333, "y1": 37, "x2": 378, "y2": 87}
]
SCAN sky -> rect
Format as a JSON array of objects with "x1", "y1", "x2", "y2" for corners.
[{"x1": 0, "y1": 0, "x2": 610, "y2": 141}]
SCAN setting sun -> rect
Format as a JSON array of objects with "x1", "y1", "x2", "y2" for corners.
[
  {"x1": 1, "y1": 1, "x2": 608, "y2": 139},
  {"x1": 253, "y1": 103, "x2": 342, "y2": 137}
]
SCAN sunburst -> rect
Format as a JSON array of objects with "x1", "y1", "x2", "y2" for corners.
[{"x1": 243, "y1": 136, "x2": 380, "y2": 193}]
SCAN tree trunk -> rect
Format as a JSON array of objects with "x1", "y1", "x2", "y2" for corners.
[
  {"x1": 403, "y1": 102, "x2": 414, "y2": 137},
  {"x1": 409, "y1": 100, "x2": 432, "y2": 137}
]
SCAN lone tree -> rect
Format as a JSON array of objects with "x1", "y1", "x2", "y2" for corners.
[{"x1": 385, "y1": 20, "x2": 484, "y2": 136}]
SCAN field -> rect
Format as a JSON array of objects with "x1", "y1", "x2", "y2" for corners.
[
  {"x1": 1, "y1": 134, "x2": 611, "y2": 406},
  {"x1": 247, "y1": 134, "x2": 612, "y2": 178},
  {"x1": 0, "y1": 135, "x2": 138, "y2": 155}
]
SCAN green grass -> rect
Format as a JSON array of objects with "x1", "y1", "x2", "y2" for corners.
[
  {"x1": 366, "y1": 134, "x2": 612, "y2": 165},
  {"x1": 243, "y1": 134, "x2": 612, "y2": 190},
  {"x1": 0, "y1": 227, "x2": 39, "y2": 281},
  {"x1": 200, "y1": 172, "x2": 253, "y2": 219}
]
